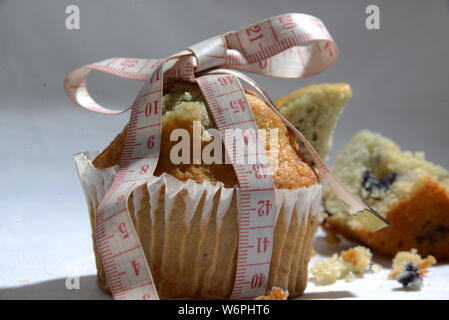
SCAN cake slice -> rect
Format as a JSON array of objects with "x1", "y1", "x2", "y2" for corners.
[
  {"x1": 275, "y1": 83, "x2": 352, "y2": 162},
  {"x1": 323, "y1": 130, "x2": 449, "y2": 260}
]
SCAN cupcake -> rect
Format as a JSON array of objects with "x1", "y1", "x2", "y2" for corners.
[
  {"x1": 75, "y1": 82, "x2": 323, "y2": 299},
  {"x1": 322, "y1": 130, "x2": 449, "y2": 260}
]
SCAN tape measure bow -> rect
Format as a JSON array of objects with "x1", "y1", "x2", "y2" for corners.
[{"x1": 66, "y1": 13, "x2": 388, "y2": 300}]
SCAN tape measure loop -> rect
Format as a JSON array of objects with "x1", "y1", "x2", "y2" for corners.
[{"x1": 188, "y1": 36, "x2": 227, "y2": 73}]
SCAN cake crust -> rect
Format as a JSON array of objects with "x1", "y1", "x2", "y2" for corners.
[{"x1": 325, "y1": 177, "x2": 449, "y2": 259}]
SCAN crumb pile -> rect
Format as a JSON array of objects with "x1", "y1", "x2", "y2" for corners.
[{"x1": 310, "y1": 246, "x2": 381, "y2": 285}]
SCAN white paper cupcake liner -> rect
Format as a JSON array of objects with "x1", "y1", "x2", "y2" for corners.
[{"x1": 74, "y1": 151, "x2": 322, "y2": 299}]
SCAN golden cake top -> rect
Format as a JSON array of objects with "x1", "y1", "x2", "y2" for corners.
[{"x1": 93, "y1": 82, "x2": 319, "y2": 189}]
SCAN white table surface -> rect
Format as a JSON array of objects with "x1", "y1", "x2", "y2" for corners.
[{"x1": 2, "y1": 218, "x2": 447, "y2": 300}]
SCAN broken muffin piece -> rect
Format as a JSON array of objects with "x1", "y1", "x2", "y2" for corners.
[
  {"x1": 322, "y1": 130, "x2": 449, "y2": 260},
  {"x1": 275, "y1": 83, "x2": 352, "y2": 163}
]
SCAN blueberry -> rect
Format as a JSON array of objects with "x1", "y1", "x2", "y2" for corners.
[
  {"x1": 360, "y1": 169, "x2": 397, "y2": 199},
  {"x1": 404, "y1": 262, "x2": 419, "y2": 273},
  {"x1": 397, "y1": 262, "x2": 423, "y2": 290}
]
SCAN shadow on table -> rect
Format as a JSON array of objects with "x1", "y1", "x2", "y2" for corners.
[
  {"x1": 0, "y1": 275, "x2": 111, "y2": 300},
  {"x1": 313, "y1": 235, "x2": 354, "y2": 256},
  {"x1": 1, "y1": 276, "x2": 358, "y2": 300}
]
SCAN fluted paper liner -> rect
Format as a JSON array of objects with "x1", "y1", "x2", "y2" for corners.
[{"x1": 75, "y1": 152, "x2": 322, "y2": 299}]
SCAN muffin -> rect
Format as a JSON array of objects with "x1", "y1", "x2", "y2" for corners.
[
  {"x1": 75, "y1": 82, "x2": 323, "y2": 299},
  {"x1": 275, "y1": 83, "x2": 352, "y2": 163},
  {"x1": 322, "y1": 130, "x2": 449, "y2": 260}
]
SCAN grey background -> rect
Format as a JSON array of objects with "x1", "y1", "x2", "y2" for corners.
[{"x1": 0, "y1": 0, "x2": 448, "y2": 299}]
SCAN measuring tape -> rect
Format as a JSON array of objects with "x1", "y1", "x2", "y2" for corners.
[
  {"x1": 65, "y1": 13, "x2": 387, "y2": 300},
  {"x1": 196, "y1": 74, "x2": 276, "y2": 299}
]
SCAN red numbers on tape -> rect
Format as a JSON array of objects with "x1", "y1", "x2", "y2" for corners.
[
  {"x1": 120, "y1": 59, "x2": 139, "y2": 68},
  {"x1": 145, "y1": 101, "x2": 159, "y2": 116},
  {"x1": 218, "y1": 75, "x2": 235, "y2": 86},
  {"x1": 140, "y1": 164, "x2": 150, "y2": 174},
  {"x1": 131, "y1": 260, "x2": 141, "y2": 276},
  {"x1": 257, "y1": 200, "x2": 272, "y2": 217},
  {"x1": 118, "y1": 222, "x2": 130, "y2": 239},
  {"x1": 252, "y1": 163, "x2": 269, "y2": 179},
  {"x1": 278, "y1": 15, "x2": 297, "y2": 30},
  {"x1": 250, "y1": 273, "x2": 266, "y2": 289},
  {"x1": 150, "y1": 69, "x2": 161, "y2": 83},
  {"x1": 147, "y1": 136, "x2": 155, "y2": 149},
  {"x1": 257, "y1": 237, "x2": 271, "y2": 254},
  {"x1": 230, "y1": 98, "x2": 247, "y2": 113},
  {"x1": 94, "y1": 64, "x2": 163, "y2": 300},
  {"x1": 246, "y1": 24, "x2": 264, "y2": 42}
]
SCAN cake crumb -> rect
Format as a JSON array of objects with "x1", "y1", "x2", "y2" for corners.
[
  {"x1": 389, "y1": 248, "x2": 436, "y2": 290},
  {"x1": 254, "y1": 287, "x2": 289, "y2": 300},
  {"x1": 310, "y1": 246, "x2": 379, "y2": 286},
  {"x1": 344, "y1": 271, "x2": 357, "y2": 283},
  {"x1": 310, "y1": 253, "x2": 346, "y2": 285},
  {"x1": 369, "y1": 263, "x2": 383, "y2": 273},
  {"x1": 389, "y1": 248, "x2": 437, "y2": 279},
  {"x1": 341, "y1": 246, "x2": 372, "y2": 273}
]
